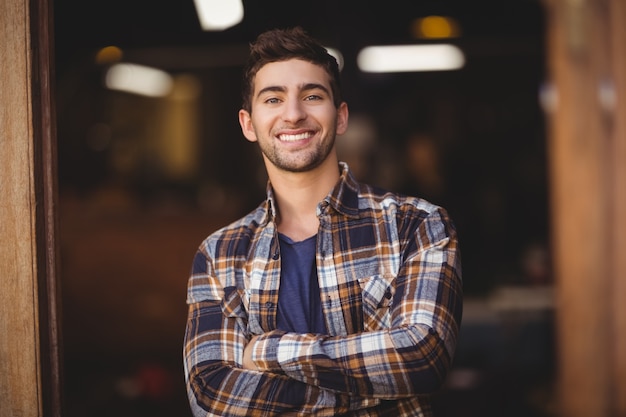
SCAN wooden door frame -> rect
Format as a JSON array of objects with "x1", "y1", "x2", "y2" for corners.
[
  {"x1": 0, "y1": 0, "x2": 62, "y2": 415},
  {"x1": 32, "y1": 0, "x2": 64, "y2": 413}
]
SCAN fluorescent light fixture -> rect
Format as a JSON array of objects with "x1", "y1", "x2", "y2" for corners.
[
  {"x1": 105, "y1": 63, "x2": 173, "y2": 97},
  {"x1": 194, "y1": 0, "x2": 244, "y2": 31},
  {"x1": 357, "y1": 44, "x2": 465, "y2": 73}
]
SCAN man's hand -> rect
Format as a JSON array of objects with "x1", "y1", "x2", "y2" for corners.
[{"x1": 242, "y1": 335, "x2": 259, "y2": 371}]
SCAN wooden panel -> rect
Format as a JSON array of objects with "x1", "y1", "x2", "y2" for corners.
[
  {"x1": 610, "y1": 0, "x2": 626, "y2": 413},
  {"x1": 545, "y1": 0, "x2": 626, "y2": 415},
  {"x1": 31, "y1": 0, "x2": 64, "y2": 413},
  {"x1": 0, "y1": 0, "x2": 42, "y2": 416},
  {"x1": 546, "y1": 6, "x2": 612, "y2": 410}
]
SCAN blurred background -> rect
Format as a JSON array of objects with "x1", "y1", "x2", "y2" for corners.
[{"x1": 54, "y1": 0, "x2": 554, "y2": 416}]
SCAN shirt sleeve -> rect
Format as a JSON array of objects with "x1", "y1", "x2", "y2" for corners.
[
  {"x1": 183, "y1": 248, "x2": 379, "y2": 416},
  {"x1": 249, "y1": 208, "x2": 463, "y2": 399}
]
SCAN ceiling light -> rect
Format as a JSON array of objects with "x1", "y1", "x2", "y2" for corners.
[
  {"x1": 413, "y1": 16, "x2": 461, "y2": 39},
  {"x1": 105, "y1": 63, "x2": 173, "y2": 97},
  {"x1": 357, "y1": 44, "x2": 465, "y2": 73},
  {"x1": 95, "y1": 46, "x2": 123, "y2": 65},
  {"x1": 194, "y1": 0, "x2": 244, "y2": 31}
]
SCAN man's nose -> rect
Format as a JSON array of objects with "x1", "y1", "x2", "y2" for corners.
[{"x1": 282, "y1": 99, "x2": 306, "y2": 123}]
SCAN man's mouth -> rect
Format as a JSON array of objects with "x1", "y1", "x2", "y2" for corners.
[{"x1": 277, "y1": 132, "x2": 313, "y2": 142}]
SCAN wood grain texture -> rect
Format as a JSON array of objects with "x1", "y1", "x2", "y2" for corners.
[
  {"x1": 0, "y1": 0, "x2": 42, "y2": 415},
  {"x1": 544, "y1": 0, "x2": 626, "y2": 415},
  {"x1": 609, "y1": 1, "x2": 626, "y2": 414}
]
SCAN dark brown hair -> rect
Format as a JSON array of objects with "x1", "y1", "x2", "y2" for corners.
[{"x1": 241, "y1": 27, "x2": 343, "y2": 112}]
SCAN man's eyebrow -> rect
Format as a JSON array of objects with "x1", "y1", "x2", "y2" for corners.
[
  {"x1": 256, "y1": 83, "x2": 330, "y2": 98},
  {"x1": 301, "y1": 83, "x2": 330, "y2": 95},
  {"x1": 256, "y1": 85, "x2": 286, "y2": 98}
]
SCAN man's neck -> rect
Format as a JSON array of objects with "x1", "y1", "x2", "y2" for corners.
[{"x1": 266, "y1": 156, "x2": 340, "y2": 242}]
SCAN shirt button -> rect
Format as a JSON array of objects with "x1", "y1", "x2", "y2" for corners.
[
  {"x1": 272, "y1": 252, "x2": 279, "y2": 260},
  {"x1": 265, "y1": 302, "x2": 274, "y2": 309}
]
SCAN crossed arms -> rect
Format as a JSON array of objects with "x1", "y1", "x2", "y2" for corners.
[{"x1": 184, "y1": 209, "x2": 463, "y2": 416}]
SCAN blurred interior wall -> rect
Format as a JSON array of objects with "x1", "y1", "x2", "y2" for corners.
[
  {"x1": 0, "y1": 0, "x2": 61, "y2": 416},
  {"x1": 544, "y1": 0, "x2": 626, "y2": 415},
  {"x1": 3, "y1": 0, "x2": 626, "y2": 416}
]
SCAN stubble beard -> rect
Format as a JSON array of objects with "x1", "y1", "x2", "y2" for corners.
[{"x1": 258, "y1": 129, "x2": 337, "y2": 173}]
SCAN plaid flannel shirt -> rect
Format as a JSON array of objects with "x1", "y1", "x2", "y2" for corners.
[{"x1": 184, "y1": 162, "x2": 463, "y2": 416}]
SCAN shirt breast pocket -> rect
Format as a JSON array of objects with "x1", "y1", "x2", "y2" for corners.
[{"x1": 358, "y1": 275, "x2": 395, "y2": 331}]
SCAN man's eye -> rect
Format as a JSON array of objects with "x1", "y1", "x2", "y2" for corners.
[
  {"x1": 265, "y1": 97, "x2": 280, "y2": 104},
  {"x1": 304, "y1": 95, "x2": 322, "y2": 101}
]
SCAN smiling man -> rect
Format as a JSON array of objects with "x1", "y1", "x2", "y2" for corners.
[{"x1": 183, "y1": 27, "x2": 463, "y2": 416}]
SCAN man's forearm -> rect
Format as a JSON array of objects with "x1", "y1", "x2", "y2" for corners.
[{"x1": 186, "y1": 359, "x2": 377, "y2": 416}]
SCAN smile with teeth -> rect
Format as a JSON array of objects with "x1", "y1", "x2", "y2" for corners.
[{"x1": 277, "y1": 132, "x2": 314, "y2": 142}]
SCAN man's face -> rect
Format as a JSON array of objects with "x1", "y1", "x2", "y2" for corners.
[{"x1": 238, "y1": 59, "x2": 348, "y2": 173}]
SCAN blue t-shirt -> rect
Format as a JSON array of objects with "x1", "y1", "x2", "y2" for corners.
[{"x1": 276, "y1": 233, "x2": 327, "y2": 334}]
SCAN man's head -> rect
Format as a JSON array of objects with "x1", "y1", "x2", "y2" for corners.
[{"x1": 241, "y1": 27, "x2": 343, "y2": 113}]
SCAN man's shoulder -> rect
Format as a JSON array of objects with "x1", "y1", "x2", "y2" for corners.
[
  {"x1": 357, "y1": 182, "x2": 442, "y2": 216},
  {"x1": 201, "y1": 203, "x2": 268, "y2": 248},
  {"x1": 355, "y1": 183, "x2": 457, "y2": 245},
  {"x1": 338, "y1": 163, "x2": 440, "y2": 216}
]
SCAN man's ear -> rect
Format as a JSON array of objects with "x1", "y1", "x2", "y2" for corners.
[
  {"x1": 238, "y1": 109, "x2": 257, "y2": 142},
  {"x1": 336, "y1": 102, "x2": 349, "y2": 135}
]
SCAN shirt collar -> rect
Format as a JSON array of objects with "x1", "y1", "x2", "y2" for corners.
[
  {"x1": 262, "y1": 161, "x2": 361, "y2": 225},
  {"x1": 262, "y1": 185, "x2": 278, "y2": 226},
  {"x1": 321, "y1": 161, "x2": 360, "y2": 219}
]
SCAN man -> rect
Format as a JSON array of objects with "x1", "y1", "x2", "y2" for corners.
[{"x1": 184, "y1": 27, "x2": 463, "y2": 416}]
